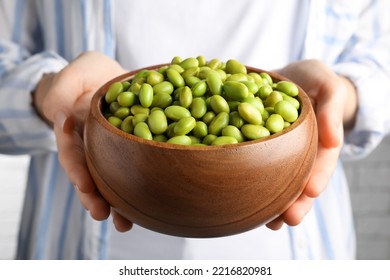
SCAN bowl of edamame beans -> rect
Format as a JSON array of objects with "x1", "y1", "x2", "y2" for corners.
[{"x1": 84, "y1": 56, "x2": 318, "y2": 237}]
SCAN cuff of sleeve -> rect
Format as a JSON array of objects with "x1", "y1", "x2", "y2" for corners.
[
  {"x1": 332, "y1": 62, "x2": 390, "y2": 160},
  {"x1": 0, "y1": 51, "x2": 68, "y2": 154}
]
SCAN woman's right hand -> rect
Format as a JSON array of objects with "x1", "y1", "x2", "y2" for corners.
[{"x1": 33, "y1": 51, "x2": 133, "y2": 232}]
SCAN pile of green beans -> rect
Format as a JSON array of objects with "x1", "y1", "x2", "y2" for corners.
[{"x1": 102, "y1": 56, "x2": 301, "y2": 146}]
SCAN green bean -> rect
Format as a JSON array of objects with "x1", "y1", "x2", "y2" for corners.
[
  {"x1": 153, "y1": 81, "x2": 174, "y2": 95},
  {"x1": 209, "y1": 95, "x2": 230, "y2": 114},
  {"x1": 238, "y1": 102, "x2": 262, "y2": 125},
  {"x1": 202, "y1": 134, "x2": 218, "y2": 145},
  {"x1": 222, "y1": 125, "x2": 245, "y2": 142},
  {"x1": 120, "y1": 116, "x2": 134, "y2": 133},
  {"x1": 191, "y1": 80, "x2": 207, "y2": 97},
  {"x1": 265, "y1": 114, "x2": 285, "y2": 133},
  {"x1": 151, "y1": 93, "x2": 173, "y2": 109},
  {"x1": 241, "y1": 124, "x2": 270, "y2": 140},
  {"x1": 208, "y1": 111, "x2": 229, "y2": 136},
  {"x1": 103, "y1": 56, "x2": 302, "y2": 146},
  {"x1": 190, "y1": 97, "x2": 207, "y2": 119},
  {"x1": 114, "y1": 107, "x2": 130, "y2": 119},
  {"x1": 206, "y1": 70, "x2": 223, "y2": 95},
  {"x1": 133, "y1": 122, "x2": 153, "y2": 140},
  {"x1": 223, "y1": 81, "x2": 249, "y2": 101},
  {"x1": 275, "y1": 81, "x2": 299, "y2": 97},
  {"x1": 117, "y1": 91, "x2": 137, "y2": 107},
  {"x1": 174, "y1": 116, "x2": 196, "y2": 135},
  {"x1": 211, "y1": 136, "x2": 238, "y2": 146},
  {"x1": 139, "y1": 83, "x2": 153, "y2": 108},
  {"x1": 180, "y1": 57, "x2": 199, "y2": 70},
  {"x1": 274, "y1": 100, "x2": 299, "y2": 122},
  {"x1": 147, "y1": 71, "x2": 164, "y2": 86},
  {"x1": 167, "y1": 135, "x2": 192, "y2": 145},
  {"x1": 148, "y1": 110, "x2": 168, "y2": 135},
  {"x1": 192, "y1": 121, "x2": 208, "y2": 138},
  {"x1": 164, "y1": 105, "x2": 191, "y2": 121},
  {"x1": 105, "y1": 82, "x2": 123, "y2": 103},
  {"x1": 107, "y1": 116, "x2": 122, "y2": 128},
  {"x1": 225, "y1": 59, "x2": 247, "y2": 74},
  {"x1": 178, "y1": 86, "x2": 193, "y2": 108},
  {"x1": 166, "y1": 68, "x2": 185, "y2": 88}
]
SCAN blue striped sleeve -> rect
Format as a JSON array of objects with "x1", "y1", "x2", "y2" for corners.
[
  {"x1": 326, "y1": 0, "x2": 390, "y2": 160},
  {"x1": 0, "y1": 47, "x2": 68, "y2": 155}
]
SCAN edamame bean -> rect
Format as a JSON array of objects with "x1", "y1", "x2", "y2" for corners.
[
  {"x1": 151, "y1": 93, "x2": 173, "y2": 109},
  {"x1": 206, "y1": 70, "x2": 223, "y2": 95},
  {"x1": 229, "y1": 111, "x2": 245, "y2": 128},
  {"x1": 241, "y1": 124, "x2": 270, "y2": 140},
  {"x1": 190, "y1": 97, "x2": 207, "y2": 119},
  {"x1": 117, "y1": 91, "x2": 137, "y2": 107},
  {"x1": 148, "y1": 110, "x2": 168, "y2": 134},
  {"x1": 180, "y1": 57, "x2": 199, "y2": 69},
  {"x1": 191, "y1": 80, "x2": 207, "y2": 97},
  {"x1": 274, "y1": 100, "x2": 299, "y2": 122},
  {"x1": 133, "y1": 122, "x2": 153, "y2": 140},
  {"x1": 211, "y1": 136, "x2": 238, "y2": 146},
  {"x1": 120, "y1": 116, "x2": 134, "y2": 133},
  {"x1": 202, "y1": 134, "x2": 218, "y2": 145},
  {"x1": 225, "y1": 59, "x2": 247, "y2": 74},
  {"x1": 167, "y1": 68, "x2": 185, "y2": 88},
  {"x1": 164, "y1": 105, "x2": 191, "y2": 121},
  {"x1": 275, "y1": 81, "x2": 299, "y2": 97},
  {"x1": 238, "y1": 102, "x2": 262, "y2": 125},
  {"x1": 266, "y1": 114, "x2": 284, "y2": 133},
  {"x1": 264, "y1": 91, "x2": 283, "y2": 107},
  {"x1": 153, "y1": 81, "x2": 174, "y2": 95},
  {"x1": 202, "y1": 111, "x2": 216, "y2": 125},
  {"x1": 107, "y1": 116, "x2": 122, "y2": 128},
  {"x1": 208, "y1": 111, "x2": 229, "y2": 136},
  {"x1": 209, "y1": 95, "x2": 230, "y2": 114},
  {"x1": 103, "y1": 56, "x2": 302, "y2": 146},
  {"x1": 192, "y1": 121, "x2": 208, "y2": 138},
  {"x1": 114, "y1": 107, "x2": 130, "y2": 119},
  {"x1": 105, "y1": 82, "x2": 123, "y2": 103},
  {"x1": 178, "y1": 86, "x2": 193, "y2": 108},
  {"x1": 139, "y1": 83, "x2": 153, "y2": 108},
  {"x1": 222, "y1": 125, "x2": 245, "y2": 142},
  {"x1": 174, "y1": 116, "x2": 196, "y2": 135},
  {"x1": 147, "y1": 71, "x2": 164, "y2": 86},
  {"x1": 167, "y1": 135, "x2": 192, "y2": 145},
  {"x1": 223, "y1": 81, "x2": 249, "y2": 101}
]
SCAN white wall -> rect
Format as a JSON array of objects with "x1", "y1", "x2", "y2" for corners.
[{"x1": 0, "y1": 155, "x2": 29, "y2": 260}]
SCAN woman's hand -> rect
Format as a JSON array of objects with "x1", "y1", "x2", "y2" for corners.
[
  {"x1": 266, "y1": 59, "x2": 357, "y2": 230},
  {"x1": 33, "y1": 51, "x2": 133, "y2": 232}
]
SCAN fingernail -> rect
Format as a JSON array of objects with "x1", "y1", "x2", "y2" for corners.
[
  {"x1": 54, "y1": 111, "x2": 68, "y2": 131},
  {"x1": 54, "y1": 111, "x2": 74, "y2": 133}
]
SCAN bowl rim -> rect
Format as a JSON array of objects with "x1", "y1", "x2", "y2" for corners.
[{"x1": 89, "y1": 64, "x2": 314, "y2": 151}]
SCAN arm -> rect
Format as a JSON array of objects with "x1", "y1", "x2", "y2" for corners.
[
  {"x1": 266, "y1": 60, "x2": 358, "y2": 229},
  {"x1": 267, "y1": 0, "x2": 390, "y2": 230},
  {"x1": 0, "y1": 1, "x2": 67, "y2": 155},
  {"x1": 33, "y1": 51, "x2": 131, "y2": 231}
]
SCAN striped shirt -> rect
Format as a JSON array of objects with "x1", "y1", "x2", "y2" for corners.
[{"x1": 1, "y1": 0, "x2": 389, "y2": 259}]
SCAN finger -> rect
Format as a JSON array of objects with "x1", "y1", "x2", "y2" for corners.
[
  {"x1": 266, "y1": 216, "x2": 284, "y2": 231},
  {"x1": 304, "y1": 142, "x2": 341, "y2": 198},
  {"x1": 281, "y1": 194, "x2": 314, "y2": 226},
  {"x1": 74, "y1": 185, "x2": 110, "y2": 220},
  {"x1": 53, "y1": 111, "x2": 96, "y2": 193},
  {"x1": 315, "y1": 83, "x2": 346, "y2": 148},
  {"x1": 111, "y1": 210, "x2": 133, "y2": 232}
]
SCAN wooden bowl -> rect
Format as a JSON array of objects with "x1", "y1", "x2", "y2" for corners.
[{"x1": 83, "y1": 65, "x2": 318, "y2": 238}]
